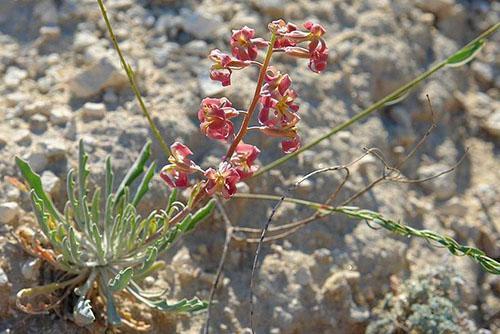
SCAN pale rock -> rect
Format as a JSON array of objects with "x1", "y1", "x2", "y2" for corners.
[
  {"x1": 50, "y1": 106, "x2": 72, "y2": 126},
  {"x1": 68, "y1": 56, "x2": 128, "y2": 98},
  {"x1": 483, "y1": 110, "x2": 500, "y2": 138},
  {"x1": 40, "y1": 140, "x2": 67, "y2": 160},
  {"x1": 21, "y1": 259, "x2": 41, "y2": 281},
  {"x1": 4, "y1": 67, "x2": 28, "y2": 88},
  {"x1": 415, "y1": 0, "x2": 455, "y2": 18},
  {"x1": 152, "y1": 42, "x2": 179, "y2": 67},
  {"x1": 24, "y1": 101, "x2": 51, "y2": 117},
  {"x1": 64, "y1": 118, "x2": 78, "y2": 140},
  {"x1": 417, "y1": 163, "x2": 456, "y2": 200},
  {"x1": 81, "y1": 102, "x2": 106, "y2": 121},
  {"x1": 103, "y1": 89, "x2": 118, "y2": 104},
  {"x1": 5, "y1": 92, "x2": 28, "y2": 108},
  {"x1": 37, "y1": 76, "x2": 53, "y2": 94},
  {"x1": 438, "y1": 198, "x2": 467, "y2": 216},
  {"x1": 73, "y1": 31, "x2": 99, "y2": 52},
  {"x1": 179, "y1": 8, "x2": 223, "y2": 40},
  {"x1": 471, "y1": 62, "x2": 495, "y2": 86},
  {"x1": 13, "y1": 129, "x2": 32, "y2": 146},
  {"x1": 29, "y1": 113, "x2": 49, "y2": 134},
  {"x1": 39, "y1": 25, "x2": 61, "y2": 40},
  {"x1": 41, "y1": 171, "x2": 61, "y2": 197},
  {"x1": 198, "y1": 73, "x2": 224, "y2": 96},
  {"x1": 24, "y1": 151, "x2": 48, "y2": 173},
  {"x1": 252, "y1": 0, "x2": 285, "y2": 17},
  {"x1": 33, "y1": 0, "x2": 58, "y2": 26},
  {"x1": 0, "y1": 268, "x2": 8, "y2": 286},
  {"x1": 0, "y1": 202, "x2": 20, "y2": 225},
  {"x1": 185, "y1": 40, "x2": 208, "y2": 56}
]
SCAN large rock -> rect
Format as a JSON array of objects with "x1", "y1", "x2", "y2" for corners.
[{"x1": 67, "y1": 56, "x2": 128, "y2": 98}]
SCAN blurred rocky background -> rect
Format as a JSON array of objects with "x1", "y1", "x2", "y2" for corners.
[{"x1": 0, "y1": 0, "x2": 498, "y2": 333}]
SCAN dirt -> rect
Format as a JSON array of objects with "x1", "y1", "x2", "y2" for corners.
[{"x1": 0, "y1": 0, "x2": 499, "y2": 333}]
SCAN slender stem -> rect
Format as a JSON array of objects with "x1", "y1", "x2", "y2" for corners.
[
  {"x1": 96, "y1": 0, "x2": 172, "y2": 158},
  {"x1": 225, "y1": 33, "x2": 277, "y2": 160},
  {"x1": 233, "y1": 193, "x2": 500, "y2": 274},
  {"x1": 253, "y1": 23, "x2": 500, "y2": 177}
]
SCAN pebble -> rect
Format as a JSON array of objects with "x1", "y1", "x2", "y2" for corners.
[
  {"x1": 29, "y1": 113, "x2": 49, "y2": 134},
  {"x1": 198, "y1": 73, "x2": 224, "y2": 97},
  {"x1": 482, "y1": 110, "x2": 500, "y2": 137},
  {"x1": 4, "y1": 67, "x2": 28, "y2": 88},
  {"x1": 13, "y1": 129, "x2": 32, "y2": 146},
  {"x1": 185, "y1": 40, "x2": 208, "y2": 57},
  {"x1": 0, "y1": 202, "x2": 21, "y2": 225},
  {"x1": 81, "y1": 102, "x2": 106, "y2": 121},
  {"x1": 24, "y1": 151, "x2": 48, "y2": 172},
  {"x1": 50, "y1": 106, "x2": 72, "y2": 126},
  {"x1": 417, "y1": 163, "x2": 457, "y2": 200},
  {"x1": 24, "y1": 101, "x2": 51, "y2": 117},
  {"x1": 39, "y1": 25, "x2": 61, "y2": 40},
  {"x1": 179, "y1": 8, "x2": 223, "y2": 40},
  {"x1": 68, "y1": 56, "x2": 128, "y2": 98},
  {"x1": 41, "y1": 170, "x2": 61, "y2": 197}
]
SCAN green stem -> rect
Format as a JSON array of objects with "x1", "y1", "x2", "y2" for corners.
[
  {"x1": 233, "y1": 193, "x2": 500, "y2": 274},
  {"x1": 254, "y1": 23, "x2": 499, "y2": 177},
  {"x1": 96, "y1": 0, "x2": 172, "y2": 158},
  {"x1": 225, "y1": 33, "x2": 277, "y2": 160}
]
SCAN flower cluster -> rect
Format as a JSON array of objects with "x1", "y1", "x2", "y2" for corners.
[{"x1": 160, "y1": 20, "x2": 327, "y2": 200}]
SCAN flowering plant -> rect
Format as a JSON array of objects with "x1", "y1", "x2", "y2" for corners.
[
  {"x1": 13, "y1": 1, "x2": 500, "y2": 332},
  {"x1": 160, "y1": 19, "x2": 329, "y2": 200}
]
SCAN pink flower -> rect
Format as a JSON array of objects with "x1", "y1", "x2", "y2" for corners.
[
  {"x1": 230, "y1": 26, "x2": 267, "y2": 61},
  {"x1": 160, "y1": 142, "x2": 200, "y2": 189},
  {"x1": 308, "y1": 42, "x2": 328, "y2": 73},
  {"x1": 261, "y1": 67, "x2": 292, "y2": 96},
  {"x1": 209, "y1": 49, "x2": 251, "y2": 86},
  {"x1": 271, "y1": 20, "x2": 328, "y2": 73},
  {"x1": 160, "y1": 166, "x2": 189, "y2": 188},
  {"x1": 260, "y1": 125, "x2": 301, "y2": 154},
  {"x1": 198, "y1": 97, "x2": 238, "y2": 141},
  {"x1": 204, "y1": 162, "x2": 241, "y2": 199},
  {"x1": 258, "y1": 69, "x2": 299, "y2": 129},
  {"x1": 230, "y1": 142, "x2": 260, "y2": 179}
]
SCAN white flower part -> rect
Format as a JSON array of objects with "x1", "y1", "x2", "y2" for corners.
[{"x1": 73, "y1": 298, "x2": 95, "y2": 327}]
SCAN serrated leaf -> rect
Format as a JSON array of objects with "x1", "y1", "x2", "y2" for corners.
[
  {"x1": 446, "y1": 39, "x2": 485, "y2": 67},
  {"x1": 109, "y1": 267, "x2": 134, "y2": 292},
  {"x1": 126, "y1": 284, "x2": 207, "y2": 313},
  {"x1": 16, "y1": 157, "x2": 62, "y2": 222},
  {"x1": 115, "y1": 141, "x2": 151, "y2": 203}
]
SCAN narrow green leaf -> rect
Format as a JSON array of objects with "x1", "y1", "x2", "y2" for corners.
[
  {"x1": 166, "y1": 189, "x2": 178, "y2": 212},
  {"x1": 69, "y1": 227, "x2": 81, "y2": 262},
  {"x1": 132, "y1": 162, "x2": 156, "y2": 207},
  {"x1": 16, "y1": 157, "x2": 62, "y2": 222},
  {"x1": 115, "y1": 141, "x2": 151, "y2": 203},
  {"x1": 109, "y1": 267, "x2": 134, "y2": 292},
  {"x1": 446, "y1": 39, "x2": 485, "y2": 67},
  {"x1": 91, "y1": 223, "x2": 105, "y2": 261},
  {"x1": 134, "y1": 247, "x2": 158, "y2": 278},
  {"x1": 185, "y1": 199, "x2": 215, "y2": 232},
  {"x1": 77, "y1": 139, "x2": 90, "y2": 204},
  {"x1": 91, "y1": 187, "x2": 101, "y2": 228},
  {"x1": 105, "y1": 156, "x2": 114, "y2": 199}
]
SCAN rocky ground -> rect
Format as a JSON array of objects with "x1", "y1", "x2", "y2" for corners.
[{"x1": 0, "y1": 0, "x2": 499, "y2": 333}]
